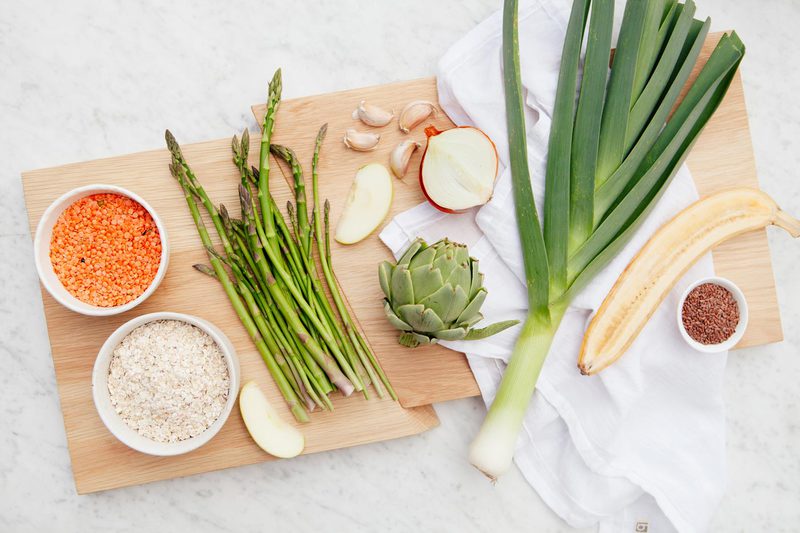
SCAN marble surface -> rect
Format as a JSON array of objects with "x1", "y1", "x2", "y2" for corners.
[{"x1": 1, "y1": 1, "x2": 798, "y2": 531}]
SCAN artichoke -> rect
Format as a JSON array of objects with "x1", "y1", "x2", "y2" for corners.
[{"x1": 379, "y1": 238, "x2": 519, "y2": 348}]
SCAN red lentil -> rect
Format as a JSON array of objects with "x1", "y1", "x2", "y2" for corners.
[
  {"x1": 681, "y1": 283, "x2": 740, "y2": 345},
  {"x1": 49, "y1": 193, "x2": 162, "y2": 307}
]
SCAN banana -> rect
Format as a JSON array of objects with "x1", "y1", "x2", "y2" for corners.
[{"x1": 578, "y1": 188, "x2": 800, "y2": 375}]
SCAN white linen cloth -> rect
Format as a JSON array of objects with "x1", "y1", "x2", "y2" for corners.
[{"x1": 379, "y1": 1, "x2": 727, "y2": 531}]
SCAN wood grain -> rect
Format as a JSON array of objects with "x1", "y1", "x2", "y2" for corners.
[
  {"x1": 253, "y1": 31, "x2": 782, "y2": 409},
  {"x1": 22, "y1": 137, "x2": 439, "y2": 495}
]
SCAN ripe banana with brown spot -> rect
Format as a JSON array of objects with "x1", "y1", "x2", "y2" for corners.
[{"x1": 578, "y1": 188, "x2": 800, "y2": 375}]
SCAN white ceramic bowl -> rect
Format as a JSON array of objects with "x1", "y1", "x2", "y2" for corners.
[
  {"x1": 677, "y1": 276, "x2": 748, "y2": 353},
  {"x1": 33, "y1": 184, "x2": 169, "y2": 316},
  {"x1": 92, "y1": 312, "x2": 241, "y2": 456}
]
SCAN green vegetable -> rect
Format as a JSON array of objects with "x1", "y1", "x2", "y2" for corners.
[
  {"x1": 469, "y1": 0, "x2": 744, "y2": 479},
  {"x1": 167, "y1": 69, "x2": 396, "y2": 421},
  {"x1": 379, "y1": 238, "x2": 518, "y2": 348}
]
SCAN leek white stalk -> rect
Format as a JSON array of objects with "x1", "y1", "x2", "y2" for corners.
[
  {"x1": 469, "y1": 0, "x2": 745, "y2": 480},
  {"x1": 470, "y1": 313, "x2": 562, "y2": 478}
]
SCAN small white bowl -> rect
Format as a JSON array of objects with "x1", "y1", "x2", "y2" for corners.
[
  {"x1": 92, "y1": 312, "x2": 241, "y2": 456},
  {"x1": 677, "y1": 276, "x2": 748, "y2": 353},
  {"x1": 33, "y1": 184, "x2": 169, "y2": 316}
]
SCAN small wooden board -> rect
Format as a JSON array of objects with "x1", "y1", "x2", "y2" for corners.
[{"x1": 254, "y1": 31, "x2": 782, "y2": 408}]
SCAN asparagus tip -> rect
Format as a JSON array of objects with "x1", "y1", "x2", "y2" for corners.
[
  {"x1": 238, "y1": 182, "x2": 251, "y2": 203},
  {"x1": 192, "y1": 264, "x2": 217, "y2": 278},
  {"x1": 164, "y1": 129, "x2": 181, "y2": 158}
]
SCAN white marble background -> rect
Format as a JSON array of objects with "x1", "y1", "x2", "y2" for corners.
[{"x1": 1, "y1": 1, "x2": 798, "y2": 531}]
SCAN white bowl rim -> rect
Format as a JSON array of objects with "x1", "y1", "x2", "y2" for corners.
[
  {"x1": 92, "y1": 312, "x2": 240, "y2": 456},
  {"x1": 676, "y1": 276, "x2": 749, "y2": 353},
  {"x1": 33, "y1": 183, "x2": 169, "y2": 316}
]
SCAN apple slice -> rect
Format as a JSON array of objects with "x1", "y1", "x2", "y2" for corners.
[
  {"x1": 334, "y1": 163, "x2": 393, "y2": 244},
  {"x1": 419, "y1": 126, "x2": 499, "y2": 213},
  {"x1": 239, "y1": 381, "x2": 305, "y2": 459}
]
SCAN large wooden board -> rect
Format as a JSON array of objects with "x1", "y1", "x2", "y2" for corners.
[
  {"x1": 21, "y1": 32, "x2": 781, "y2": 493},
  {"x1": 22, "y1": 138, "x2": 439, "y2": 494},
  {"x1": 254, "y1": 32, "x2": 782, "y2": 408}
]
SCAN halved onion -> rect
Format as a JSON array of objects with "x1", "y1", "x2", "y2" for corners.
[{"x1": 419, "y1": 126, "x2": 499, "y2": 213}]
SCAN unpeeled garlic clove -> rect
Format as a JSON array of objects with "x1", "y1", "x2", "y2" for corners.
[
  {"x1": 398, "y1": 100, "x2": 437, "y2": 133},
  {"x1": 343, "y1": 128, "x2": 380, "y2": 151},
  {"x1": 352, "y1": 100, "x2": 394, "y2": 127},
  {"x1": 389, "y1": 139, "x2": 421, "y2": 178}
]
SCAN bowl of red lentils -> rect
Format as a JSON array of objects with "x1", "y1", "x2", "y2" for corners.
[
  {"x1": 34, "y1": 184, "x2": 169, "y2": 316},
  {"x1": 677, "y1": 276, "x2": 749, "y2": 353}
]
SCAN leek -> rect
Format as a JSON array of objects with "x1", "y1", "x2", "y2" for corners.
[{"x1": 469, "y1": 0, "x2": 744, "y2": 479}]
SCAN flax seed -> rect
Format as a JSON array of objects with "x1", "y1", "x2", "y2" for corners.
[{"x1": 681, "y1": 283, "x2": 740, "y2": 345}]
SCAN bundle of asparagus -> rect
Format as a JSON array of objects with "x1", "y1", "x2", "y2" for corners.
[{"x1": 166, "y1": 69, "x2": 396, "y2": 423}]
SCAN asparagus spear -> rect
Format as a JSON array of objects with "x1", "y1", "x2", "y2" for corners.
[
  {"x1": 259, "y1": 69, "x2": 281, "y2": 241},
  {"x1": 168, "y1": 69, "x2": 397, "y2": 419},
  {"x1": 238, "y1": 184, "x2": 357, "y2": 396},
  {"x1": 269, "y1": 148, "x2": 371, "y2": 393},
  {"x1": 168, "y1": 153, "x2": 309, "y2": 423},
  {"x1": 311, "y1": 125, "x2": 397, "y2": 400}
]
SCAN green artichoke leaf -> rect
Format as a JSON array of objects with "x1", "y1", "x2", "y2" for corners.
[
  {"x1": 410, "y1": 264, "x2": 444, "y2": 301},
  {"x1": 463, "y1": 319, "x2": 520, "y2": 340},
  {"x1": 397, "y1": 238, "x2": 425, "y2": 267},
  {"x1": 408, "y1": 245, "x2": 437, "y2": 270},
  {"x1": 460, "y1": 312, "x2": 484, "y2": 329},
  {"x1": 397, "y1": 304, "x2": 446, "y2": 333},
  {"x1": 378, "y1": 261, "x2": 394, "y2": 300},
  {"x1": 453, "y1": 244, "x2": 470, "y2": 265},
  {"x1": 455, "y1": 287, "x2": 487, "y2": 325},
  {"x1": 433, "y1": 239, "x2": 451, "y2": 259},
  {"x1": 433, "y1": 249, "x2": 458, "y2": 281},
  {"x1": 390, "y1": 266, "x2": 415, "y2": 306},
  {"x1": 433, "y1": 327, "x2": 469, "y2": 341},
  {"x1": 468, "y1": 259, "x2": 483, "y2": 300},
  {"x1": 383, "y1": 300, "x2": 413, "y2": 331},
  {"x1": 420, "y1": 284, "x2": 470, "y2": 325},
  {"x1": 398, "y1": 331, "x2": 435, "y2": 348},
  {"x1": 445, "y1": 262, "x2": 472, "y2": 295}
]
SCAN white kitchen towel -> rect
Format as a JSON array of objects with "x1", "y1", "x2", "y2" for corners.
[{"x1": 379, "y1": 1, "x2": 728, "y2": 531}]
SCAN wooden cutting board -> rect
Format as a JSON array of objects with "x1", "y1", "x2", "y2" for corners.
[
  {"x1": 254, "y1": 31, "x2": 782, "y2": 408},
  {"x1": 22, "y1": 138, "x2": 440, "y2": 494},
  {"x1": 21, "y1": 31, "x2": 780, "y2": 494}
]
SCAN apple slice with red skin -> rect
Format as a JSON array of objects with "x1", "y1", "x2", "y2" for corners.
[{"x1": 419, "y1": 125, "x2": 499, "y2": 214}]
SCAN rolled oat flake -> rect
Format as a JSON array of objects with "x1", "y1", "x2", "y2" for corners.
[
  {"x1": 681, "y1": 283, "x2": 740, "y2": 345},
  {"x1": 107, "y1": 320, "x2": 230, "y2": 443}
]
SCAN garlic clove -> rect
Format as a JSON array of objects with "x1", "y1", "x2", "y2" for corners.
[
  {"x1": 389, "y1": 139, "x2": 421, "y2": 178},
  {"x1": 398, "y1": 100, "x2": 437, "y2": 133},
  {"x1": 343, "y1": 128, "x2": 381, "y2": 151},
  {"x1": 354, "y1": 100, "x2": 394, "y2": 127}
]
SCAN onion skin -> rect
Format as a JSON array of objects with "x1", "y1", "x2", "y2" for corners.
[{"x1": 418, "y1": 125, "x2": 500, "y2": 214}]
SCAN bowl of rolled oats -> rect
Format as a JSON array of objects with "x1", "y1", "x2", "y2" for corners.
[{"x1": 92, "y1": 312, "x2": 240, "y2": 456}]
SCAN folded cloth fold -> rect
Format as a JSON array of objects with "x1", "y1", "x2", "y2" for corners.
[{"x1": 380, "y1": 1, "x2": 727, "y2": 531}]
